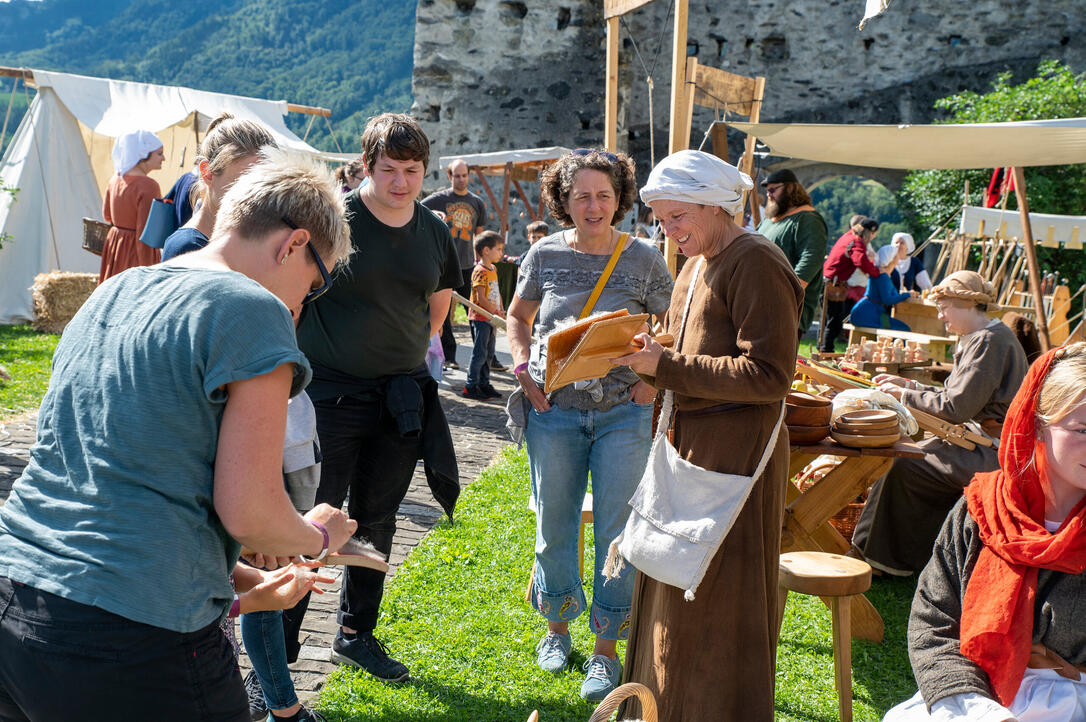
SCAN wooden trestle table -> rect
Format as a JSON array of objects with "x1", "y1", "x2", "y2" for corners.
[{"x1": 783, "y1": 437, "x2": 925, "y2": 643}]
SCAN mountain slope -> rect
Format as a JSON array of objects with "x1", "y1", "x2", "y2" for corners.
[{"x1": 0, "y1": 0, "x2": 417, "y2": 153}]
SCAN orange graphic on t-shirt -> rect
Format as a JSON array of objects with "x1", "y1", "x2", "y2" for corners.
[{"x1": 445, "y1": 201, "x2": 478, "y2": 241}]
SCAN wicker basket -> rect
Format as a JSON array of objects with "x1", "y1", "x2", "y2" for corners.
[
  {"x1": 82, "y1": 218, "x2": 110, "y2": 256},
  {"x1": 795, "y1": 461, "x2": 867, "y2": 542},
  {"x1": 587, "y1": 682, "x2": 658, "y2": 722}
]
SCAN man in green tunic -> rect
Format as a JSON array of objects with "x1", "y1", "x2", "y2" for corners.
[{"x1": 756, "y1": 169, "x2": 828, "y2": 337}]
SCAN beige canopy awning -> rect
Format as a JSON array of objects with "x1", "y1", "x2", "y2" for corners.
[{"x1": 730, "y1": 118, "x2": 1086, "y2": 170}]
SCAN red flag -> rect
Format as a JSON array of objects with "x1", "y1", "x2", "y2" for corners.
[{"x1": 985, "y1": 168, "x2": 1016, "y2": 208}]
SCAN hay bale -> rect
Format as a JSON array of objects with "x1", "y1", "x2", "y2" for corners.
[{"x1": 31, "y1": 271, "x2": 98, "y2": 334}]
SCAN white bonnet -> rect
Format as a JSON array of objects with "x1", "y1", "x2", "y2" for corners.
[
  {"x1": 639, "y1": 150, "x2": 753, "y2": 216},
  {"x1": 112, "y1": 130, "x2": 163, "y2": 176}
]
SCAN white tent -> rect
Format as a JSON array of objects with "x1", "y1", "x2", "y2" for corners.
[
  {"x1": 730, "y1": 118, "x2": 1086, "y2": 170},
  {"x1": 0, "y1": 69, "x2": 354, "y2": 324},
  {"x1": 959, "y1": 205, "x2": 1086, "y2": 249}
]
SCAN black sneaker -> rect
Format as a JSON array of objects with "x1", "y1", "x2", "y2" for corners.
[
  {"x1": 489, "y1": 358, "x2": 507, "y2": 372},
  {"x1": 461, "y1": 386, "x2": 488, "y2": 400},
  {"x1": 330, "y1": 631, "x2": 410, "y2": 682},
  {"x1": 480, "y1": 384, "x2": 503, "y2": 400},
  {"x1": 243, "y1": 669, "x2": 268, "y2": 721},
  {"x1": 295, "y1": 707, "x2": 326, "y2": 722}
]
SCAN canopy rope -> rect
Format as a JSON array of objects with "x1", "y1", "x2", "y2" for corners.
[
  {"x1": 322, "y1": 114, "x2": 344, "y2": 154},
  {"x1": 22, "y1": 82, "x2": 62, "y2": 266},
  {"x1": 619, "y1": 0, "x2": 673, "y2": 168}
]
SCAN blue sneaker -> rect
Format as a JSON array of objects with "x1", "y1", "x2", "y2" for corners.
[
  {"x1": 535, "y1": 632, "x2": 572, "y2": 673},
  {"x1": 580, "y1": 654, "x2": 622, "y2": 701}
]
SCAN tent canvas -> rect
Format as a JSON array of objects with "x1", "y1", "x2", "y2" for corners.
[
  {"x1": 959, "y1": 205, "x2": 1086, "y2": 249},
  {"x1": 0, "y1": 69, "x2": 354, "y2": 324},
  {"x1": 438, "y1": 147, "x2": 572, "y2": 174},
  {"x1": 730, "y1": 118, "x2": 1086, "y2": 170}
]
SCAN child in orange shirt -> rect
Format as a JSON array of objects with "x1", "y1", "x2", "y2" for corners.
[{"x1": 463, "y1": 231, "x2": 505, "y2": 400}]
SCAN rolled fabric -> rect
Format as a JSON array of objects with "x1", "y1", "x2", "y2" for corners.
[
  {"x1": 930, "y1": 270, "x2": 995, "y2": 307},
  {"x1": 112, "y1": 130, "x2": 163, "y2": 176},
  {"x1": 640, "y1": 150, "x2": 753, "y2": 216}
]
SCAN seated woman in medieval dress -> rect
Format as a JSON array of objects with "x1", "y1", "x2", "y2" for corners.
[
  {"x1": 851, "y1": 271, "x2": 1029, "y2": 576},
  {"x1": 849, "y1": 243, "x2": 915, "y2": 331},
  {"x1": 884, "y1": 342, "x2": 1086, "y2": 722}
]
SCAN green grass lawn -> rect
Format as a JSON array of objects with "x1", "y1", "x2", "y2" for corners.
[
  {"x1": 0, "y1": 325, "x2": 59, "y2": 420},
  {"x1": 318, "y1": 446, "x2": 918, "y2": 721}
]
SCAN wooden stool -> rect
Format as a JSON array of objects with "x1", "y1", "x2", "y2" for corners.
[
  {"x1": 778, "y1": 551, "x2": 872, "y2": 722},
  {"x1": 525, "y1": 494, "x2": 594, "y2": 602}
]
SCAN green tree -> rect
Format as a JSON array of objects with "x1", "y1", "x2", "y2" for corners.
[
  {"x1": 897, "y1": 60, "x2": 1086, "y2": 288},
  {"x1": 811, "y1": 176, "x2": 909, "y2": 247}
]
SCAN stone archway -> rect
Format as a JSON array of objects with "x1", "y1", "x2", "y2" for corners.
[{"x1": 763, "y1": 159, "x2": 908, "y2": 194}]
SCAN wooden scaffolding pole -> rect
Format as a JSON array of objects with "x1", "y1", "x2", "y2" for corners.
[
  {"x1": 667, "y1": 0, "x2": 690, "y2": 155},
  {"x1": 1011, "y1": 166, "x2": 1052, "y2": 351},
  {"x1": 604, "y1": 15, "x2": 620, "y2": 152}
]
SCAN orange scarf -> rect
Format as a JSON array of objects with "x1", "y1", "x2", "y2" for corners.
[{"x1": 961, "y1": 347, "x2": 1086, "y2": 705}]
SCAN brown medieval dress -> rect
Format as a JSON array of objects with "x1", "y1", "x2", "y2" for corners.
[
  {"x1": 623, "y1": 233, "x2": 803, "y2": 721},
  {"x1": 99, "y1": 173, "x2": 161, "y2": 283}
]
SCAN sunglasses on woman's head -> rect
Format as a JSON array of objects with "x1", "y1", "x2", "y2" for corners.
[
  {"x1": 281, "y1": 217, "x2": 332, "y2": 305},
  {"x1": 572, "y1": 148, "x2": 620, "y2": 163}
]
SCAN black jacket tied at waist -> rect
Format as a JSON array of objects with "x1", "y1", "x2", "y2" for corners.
[{"x1": 306, "y1": 363, "x2": 460, "y2": 520}]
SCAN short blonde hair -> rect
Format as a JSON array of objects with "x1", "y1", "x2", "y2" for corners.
[
  {"x1": 192, "y1": 113, "x2": 277, "y2": 208},
  {"x1": 214, "y1": 148, "x2": 351, "y2": 267},
  {"x1": 1038, "y1": 342, "x2": 1086, "y2": 426}
]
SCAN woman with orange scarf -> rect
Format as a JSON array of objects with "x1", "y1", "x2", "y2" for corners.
[{"x1": 885, "y1": 342, "x2": 1086, "y2": 721}]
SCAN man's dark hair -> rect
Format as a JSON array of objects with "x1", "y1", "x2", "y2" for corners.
[
  {"x1": 526, "y1": 220, "x2": 549, "y2": 236},
  {"x1": 781, "y1": 181, "x2": 812, "y2": 209},
  {"x1": 360, "y1": 113, "x2": 430, "y2": 172},
  {"x1": 473, "y1": 230, "x2": 504, "y2": 257}
]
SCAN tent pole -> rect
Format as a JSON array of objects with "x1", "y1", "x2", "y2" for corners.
[
  {"x1": 1011, "y1": 166, "x2": 1051, "y2": 351},
  {"x1": 604, "y1": 15, "x2": 619, "y2": 152},
  {"x1": 1, "y1": 78, "x2": 19, "y2": 152}
]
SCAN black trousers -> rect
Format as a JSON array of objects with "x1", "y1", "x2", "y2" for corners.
[
  {"x1": 313, "y1": 394, "x2": 421, "y2": 633},
  {"x1": 820, "y1": 298, "x2": 855, "y2": 352},
  {"x1": 439, "y1": 268, "x2": 473, "y2": 361},
  {"x1": 0, "y1": 576, "x2": 248, "y2": 722}
]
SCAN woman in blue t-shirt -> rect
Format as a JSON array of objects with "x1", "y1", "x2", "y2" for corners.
[
  {"x1": 0, "y1": 152, "x2": 356, "y2": 721},
  {"x1": 851, "y1": 243, "x2": 916, "y2": 330},
  {"x1": 161, "y1": 113, "x2": 276, "y2": 261}
]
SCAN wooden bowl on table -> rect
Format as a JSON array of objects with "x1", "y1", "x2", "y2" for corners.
[
  {"x1": 830, "y1": 430, "x2": 901, "y2": 448},
  {"x1": 786, "y1": 391, "x2": 832, "y2": 427},
  {"x1": 787, "y1": 424, "x2": 831, "y2": 445}
]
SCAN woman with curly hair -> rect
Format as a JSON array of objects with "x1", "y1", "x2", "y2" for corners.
[{"x1": 505, "y1": 149, "x2": 673, "y2": 701}]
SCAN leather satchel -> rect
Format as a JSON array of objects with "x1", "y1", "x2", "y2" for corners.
[{"x1": 824, "y1": 278, "x2": 848, "y2": 303}]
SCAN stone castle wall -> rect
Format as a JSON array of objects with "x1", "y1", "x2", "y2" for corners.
[{"x1": 411, "y1": 0, "x2": 1085, "y2": 242}]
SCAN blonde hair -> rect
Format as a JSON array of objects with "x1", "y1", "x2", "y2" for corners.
[
  {"x1": 1038, "y1": 342, "x2": 1086, "y2": 426},
  {"x1": 214, "y1": 148, "x2": 352, "y2": 268},
  {"x1": 191, "y1": 113, "x2": 277, "y2": 209}
]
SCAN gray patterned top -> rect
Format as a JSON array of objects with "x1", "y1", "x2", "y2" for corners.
[{"x1": 516, "y1": 231, "x2": 673, "y2": 411}]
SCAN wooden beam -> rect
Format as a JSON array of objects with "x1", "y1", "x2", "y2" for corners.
[
  {"x1": 1011, "y1": 167, "x2": 1052, "y2": 351},
  {"x1": 739, "y1": 76, "x2": 766, "y2": 221},
  {"x1": 286, "y1": 103, "x2": 331, "y2": 117},
  {"x1": 604, "y1": 15, "x2": 620, "y2": 152},
  {"x1": 511, "y1": 177, "x2": 538, "y2": 223},
  {"x1": 709, "y1": 120, "x2": 729, "y2": 163},
  {"x1": 603, "y1": 0, "x2": 655, "y2": 19},
  {"x1": 667, "y1": 0, "x2": 689, "y2": 155},
  {"x1": 0, "y1": 66, "x2": 33, "y2": 80},
  {"x1": 501, "y1": 161, "x2": 512, "y2": 235},
  {"x1": 692, "y1": 64, "x2": 759, "y2": 116},
  {"x1": 679, "y1": 56, "x2": 697, "y2": 152},
  {"x1": 473, "y1": 168, "x2": 502, "y2": 227}
]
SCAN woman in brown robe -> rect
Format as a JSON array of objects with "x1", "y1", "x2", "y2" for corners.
[
  {"x1": 99, "y1": 130, "x2": 164, "y2": 282},
  {"x1": 613, "y1": 150, "x2": 803, "y2": 720}
]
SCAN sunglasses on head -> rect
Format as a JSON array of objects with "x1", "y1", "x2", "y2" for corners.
[
  {"x1": 281, "y1": 217, "x2": 332, "y2": 305},
  {"x1": 572, "y1": 148, "x2": 620, "y2": 163}
]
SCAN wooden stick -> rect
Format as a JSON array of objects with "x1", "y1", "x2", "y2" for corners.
[
  {"x1": 452, "y1": 291, "x2": 510, "y2": 332},
  {"x1": 1011, "y1": 167, "x2": 1051, "y2": 351},
  {"x1": 604, "y1": 14, "x2": 620, "y2": 152},
  {"x1": 511, "y1": 176, "x2": 537, "y2": 223}
]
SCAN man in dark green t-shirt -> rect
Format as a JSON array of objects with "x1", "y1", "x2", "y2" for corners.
[
  {"x1": 297, "y1": 114, "x2": 462, "y2": 683},
  {"x1": 756, "y1": 169, "x2": 828, "y2": 338}
]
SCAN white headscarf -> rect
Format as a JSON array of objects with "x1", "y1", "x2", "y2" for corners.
[
  {"x1": 876, "y1": 243, "x2": 899, "y2": 268},
  {"x1": 892, "y1": 232, "x2": 915, "y2": 275},
  {"x1": 639, "y1": 150, "x2": 753, "y2": 216},
  {"x1": 111, "y1": 130, "x2": 163, "y2": 176}
]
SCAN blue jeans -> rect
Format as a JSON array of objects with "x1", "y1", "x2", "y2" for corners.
[
  {"x1": 467, "y1": 319, "x2": 495, "y2": 389},
  {"x1": 240, "y1": 611, "x2": 296, "y2": 711},
  {"x1": 523, "y1": 400, "x2": 653, "y2": 640}
]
